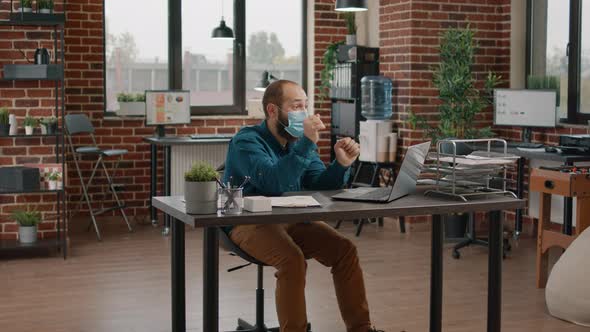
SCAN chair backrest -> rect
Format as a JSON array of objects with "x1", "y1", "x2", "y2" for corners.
[
  {"x1": 65, "y1": 114, "x2": 95, "y2": 135},
  {"x1": 218, "y1": 228, "x2": 267, "y2": 266}
]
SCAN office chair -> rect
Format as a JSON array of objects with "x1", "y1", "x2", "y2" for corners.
[
  {"x1": 65, "y1": 114, "x2": 133, "y2": 241},
  {"x1": 215, "y1": 163, "x2": 311, "y2": 332}
]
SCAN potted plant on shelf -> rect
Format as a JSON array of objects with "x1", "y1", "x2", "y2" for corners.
[
  {"x1": 184, "y1": 162, "x2": 219, "y2": 214},
  {"x1": 0, "y1": 108, "x2": 9, "y2": 137},
  {"x1": 20, "y1": 0, "x2": 33, "y2": 13},
  {"x1": 47, "y1": 170, "x2": 61, "y2": 190},
  {"x1": 116, "y1": 92, "x2": 146, "y2": 116},
  {"x1": 23, "y1": 116, "x2": 38, "y2": 135},
  {"x1": 12, "y1": 209, "x2": 42, "y2": 244},
  {"x1": 23, "y1": 116, "x2": 37, "y2": 135},
  {"x1": 408, "y1": 26, "x2": 501, "y2": 240},
  {"x1": 37, "y1": 0, "x2": 53, "y2": 14},
  {"x1": 343, "y1": 12, "x2": 357, "y2": 46},
  {"x1": 40, "y1": 116, "x2": 58, "y2": 135},
  {"x1": 319, "y1": 41, "x2": 344, "y2": 101}
]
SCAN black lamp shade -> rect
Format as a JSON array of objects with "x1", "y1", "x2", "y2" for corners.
[
  {"x1": 335, "y1": 0, "x2": 368, "y2": 12},
  {"x1": 211, "y1": 18, "x2": 234, "y2": 39}
]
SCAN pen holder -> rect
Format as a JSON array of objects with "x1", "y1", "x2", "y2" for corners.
[{"x1": 219, "y1": 187, "x2": 243, "y2": 215}]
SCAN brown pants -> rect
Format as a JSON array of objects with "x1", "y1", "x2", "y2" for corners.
[{"x1": 230, "y1": 221, "x2": 371, "y2": 332}]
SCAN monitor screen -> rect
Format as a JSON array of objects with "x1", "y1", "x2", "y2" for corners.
[
  {"x1": 494, "y1": 89, "x2": 557, "y2": 128},
  {"x1": 145, "y1": 90, "x2": 191, "y2": 126}
]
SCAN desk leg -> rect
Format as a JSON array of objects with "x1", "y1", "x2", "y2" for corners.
[
  {"x1": 487, "y1": 210, "x2": 503, "y2": 332},
  {"x1": 430, "y1": 214, "x2": 443, "y2": 332},
  {"x1": 171, "y1": 218, "x2": 186, "y2": 332},
  {"x1": 163, "y1": 146, "x2": 172, "y2": 236},
  {"x1": 203, "y1": 227, "x2": 219, "y2": 332},
  {"x1": 515, "y1": 157, "x2": 524, "y2": 237},
  {"x1": 564, "y1": 162, "x2": 574, "y2": 235},
  {"x1": 150, "y1": 144, "x2": 158, "y2": 226}
]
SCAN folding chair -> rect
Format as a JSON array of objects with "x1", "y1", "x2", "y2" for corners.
[{"x1": 65, "y1": 114, "x2": 133, "y2": 240}]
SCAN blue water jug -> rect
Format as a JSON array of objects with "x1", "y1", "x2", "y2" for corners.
[{"x1": 361, "y1": 76, "x2": 393, "y2": 120}]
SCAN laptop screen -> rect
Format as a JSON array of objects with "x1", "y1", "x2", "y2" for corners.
[{"x1": 389, "y1": 141, "x2": 431, "y2": 199}]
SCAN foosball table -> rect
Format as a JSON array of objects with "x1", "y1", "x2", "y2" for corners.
[{"x1": 530, "y1": 166, "x2": 590, "y2": 288}]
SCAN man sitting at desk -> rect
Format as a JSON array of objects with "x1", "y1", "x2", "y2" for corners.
[{"x1": 223, "y1": 80, "x2": 383, "y2": 332}]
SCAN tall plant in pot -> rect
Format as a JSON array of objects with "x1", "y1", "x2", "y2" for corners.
[
  {"x1": 343, "y1": 12, "x2": 357, "y2": 45},
  {"x1": 0, "y1": 108, "x2": 9, "y2": 137},
  {"x1": 20, "y1": 0, "x2": 33, "y2": 13},
  {"x1": 37, "y1": 0, "x2": 54, "y2": 14},
  {"x1": 408, "y1": 26, "x2": 501, "y2": 239},
  {"x1": 40, "y1": 116, "x2": 58, "y2": 135},
  {"x1": 184, "y1": 162, "x2": 219, "y2": 214},
  {"x1": 12, "y1": 209, "x2": 42, "y2": 244}
]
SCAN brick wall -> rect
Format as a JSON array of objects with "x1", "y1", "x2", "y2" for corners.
[
  {"x1": 0, "y1": 0, "x2": 347, "y2": 239},
  {"x1": 379, "y1": 0, "x2": 512, "y2": 226}
]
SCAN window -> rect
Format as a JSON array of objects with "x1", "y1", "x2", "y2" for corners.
[
  {"x1": 528, "y1": 0, "x2": 588, "y2": 124},
  {"x1": 105, "y1": 0, "x2": 307, "y2": 116}
]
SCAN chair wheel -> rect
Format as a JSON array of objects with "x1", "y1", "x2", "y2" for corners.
[{"x1": 452, "y1": 250, "x2": 461, "y2": 259}]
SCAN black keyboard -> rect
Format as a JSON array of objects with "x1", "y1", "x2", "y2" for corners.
[
  {"x1": 507, "y1": 142, "x2": 544, "y2": 149},
  {"x1": 356, "y1": 187, "x2": 392, "y2": 200}
]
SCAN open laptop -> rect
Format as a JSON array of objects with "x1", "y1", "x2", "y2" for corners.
[{"x1": 331, "y1": 141, "x2": 431, "y2": 203}]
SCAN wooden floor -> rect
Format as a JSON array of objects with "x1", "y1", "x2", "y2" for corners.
[{"x1": 0, "y1": 218, "x2": 586, "y2": 332}]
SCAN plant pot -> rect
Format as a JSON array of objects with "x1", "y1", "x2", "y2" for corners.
[
  {"x1": 184, "y1": 181, "x2": 217, "y2": 214},
  {"x1": 346, "y1": 34, "x2": 357, "y2": 45},
  {"x1": 117, "y1": 102, "x2": 146, "y2": 116},
  {"x1": 21, "y1": 7, "x2": 32, "y2": 13},
  {"x1": 25, "y1": 126, "x2": 33, "y2": 135},
  {"x1": 40, "y1": 125, "x2": 47, "y2": 135},
  {"x1": 48, "y1": 180, "x2": 57, "y2": 190},
  {"x1": 40, "y1": 9, "x2": 51, "y2": 14},
  {"x1": 45, "y1": 123, "x2": 57, "y2": 135},
  {"x1": 19, "y1": 225, "x2": 37, "y2": 244},
  {"x1": 444, "y1": 213, "x2": 468, "y2": 240},
  {"x1": 0, "y1": 124, "x2": 9, "y2": 136}
]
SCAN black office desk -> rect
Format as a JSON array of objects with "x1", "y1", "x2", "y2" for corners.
[
  {"x1": 153, "y1": 190, "x2": 525, "y2": 332},
  {"x1": 143, "y1": 136, "x2": 232, "y2": 234},
  {"x1": 499, "y1": 147, "x2": 590, "y2": 236}
]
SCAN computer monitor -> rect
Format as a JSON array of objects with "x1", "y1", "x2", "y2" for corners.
[
  {"x1": 145, "y1": 90, "x2": 191, "y2": 135},
  {"x1": 494, "y1": 89, "x2": 557, "y2": 143}
]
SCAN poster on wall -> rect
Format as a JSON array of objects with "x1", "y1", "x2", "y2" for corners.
[{"x1": 145, "y1": 90, "x2": 191, "y2": 126}]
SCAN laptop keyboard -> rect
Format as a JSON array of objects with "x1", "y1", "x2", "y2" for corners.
[{"x1": 356, "y1": 187, "x2": 392, "y2": 200}]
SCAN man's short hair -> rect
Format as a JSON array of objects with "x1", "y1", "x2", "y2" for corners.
[{"x1": 262, "y1": 80, "x2": 298, "y2": 118}]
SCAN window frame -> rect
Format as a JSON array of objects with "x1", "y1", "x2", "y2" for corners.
[
  {"x1": 103, "y1": 0, "x2": 308, "y2": 117},
  {"x1": 526, "y1": 0, "x2": 590, "y2": 124}
]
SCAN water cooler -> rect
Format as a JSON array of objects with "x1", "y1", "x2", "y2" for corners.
[{"x1": 358, "y1": 76, "x2": 396, "y2": 163}]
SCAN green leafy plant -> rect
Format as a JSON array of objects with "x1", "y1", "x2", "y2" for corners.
[
  {"x1": 117, "y1": 92, "x2": 145, "y2": 102},
  {"x1": 343, "y1": 12, "x2": 357, "y2": 35},
  {"x1": 527, "y1": 75, "x2": 560, "y2": 106},
  {"x1": 0, "y1": 108, "x2": 9, "y2": 125},
  {"x1": 40, "y1": 116, "x2": 58, "y2": 126},
  {"x1": 185, "y1": 162, "x2": 218, "y2": 182},
  {"x1": 23, "y1": 116, "x2": 38, "y2": 127},
  {"x1": 37, "y1": 0, "x2": 53, "y2": 10},
  {"x1": 408, "y1": 26, "x2": 501, "y2": 141},
  {"x1": 319, "y1": 41, "x2": 345, "y2": 101},
  {"x1": 134, "y1": 93, "x2": 146, "y2": 102},
  {"x1": 47, "y1": 170, "x2": 61, "y2": 181},
  {"x1": 21, "y1": 0, "x2": 32, "y2": 8},
  {"x1": 11, "y1": 209, "x2": 42, "y2": 227}
]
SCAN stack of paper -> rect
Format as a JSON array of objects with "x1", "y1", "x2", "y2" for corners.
[{"x1": 271, "y1": 196, "x2": 321, "y2": 208}]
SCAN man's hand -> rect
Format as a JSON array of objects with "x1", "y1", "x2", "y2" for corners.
[
  {"x1": 334, "y1": 137, "x2": 360, "y2": 167},
  {"x1": 303, "y1": 114, "x2": 325, "y2": 143}
]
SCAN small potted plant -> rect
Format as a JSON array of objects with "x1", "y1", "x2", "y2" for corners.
[
  {"x1": 117, "y1": 92, "x2": 146, "y2": 116},
  {"x1": 184, "y1": 162, "x2": 219, "y2": 214},
  {"x1": 37, "y1": 0, "x2": 53, "y2": 14},
  {"x1": 343, "y1": 12, "x2": 357, "y2": 45},
  {"x1": 47, "y1": 170, "x2": 61, "y2": 190},
  {"x1": 0, "y1": 108, "x2": 9, "y2": 137},
  {"x1": 23, "y1": 116, "x2": 37, "y2": 135},
  {"x1": 20, "y1": 0, "x2": 33, "y2": 13},
  {"x1": 40, "y1": 116, "x2": 58, "y2": 135},
  {"x1": 12, "y1": 209, "x2": 42, "y2": 244}
]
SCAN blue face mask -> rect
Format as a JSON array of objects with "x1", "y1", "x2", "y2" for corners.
[{"x1": 280, "y1": 110, "x2": 308, "y2": 138}]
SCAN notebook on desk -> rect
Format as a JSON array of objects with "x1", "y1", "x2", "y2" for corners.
[{"x1": 331, "y1": 141, "x2": 431, "y2": 203}]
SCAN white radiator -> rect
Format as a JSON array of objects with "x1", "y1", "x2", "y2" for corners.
[{"x1": 171, "y1": 142, "x2": 229, "y2": 195}]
